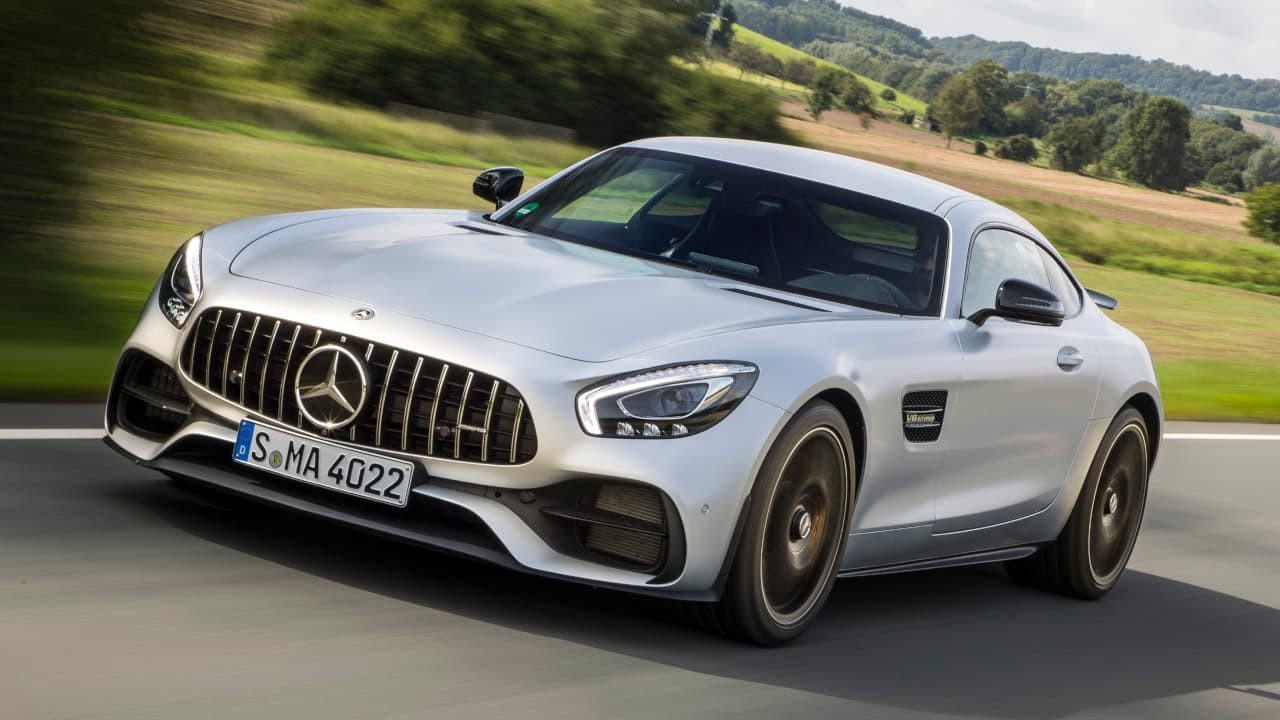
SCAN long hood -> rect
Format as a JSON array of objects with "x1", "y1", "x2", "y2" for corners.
[{"x1": 229, "y1": 211, "x2": 862, "y2": 362}]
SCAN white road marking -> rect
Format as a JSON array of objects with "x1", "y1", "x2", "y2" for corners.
[
  {"x1": 1163, "y1": 433, "x2": 1280, "y2": 441},
  {"x1": 0, "y1": 429, "x2": 104, "y2": 441}
]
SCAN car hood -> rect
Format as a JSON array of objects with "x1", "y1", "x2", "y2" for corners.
[{"x1": 229, "y1": 210, "x2": 870, "y2": 362}]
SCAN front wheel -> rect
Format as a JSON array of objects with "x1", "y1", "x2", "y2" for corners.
[
  {"x1": 694, "y1": 400, "x2": 855, "y2": 646},
  {"x1": 1006, "y1": 406, "x2": 1151, "y2": 598}
]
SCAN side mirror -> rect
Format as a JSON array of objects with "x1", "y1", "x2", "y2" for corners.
[
  {"x1": 473, "y1": 167, "x2": 524, "y2": 209},
  {"x1": 969, "y1": 278, "x2": 1065, "y2": 327}
]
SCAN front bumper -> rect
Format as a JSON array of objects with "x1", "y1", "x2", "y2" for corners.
[{"x1": 105, "y1": 278, "x2": 788, "y2": 598}]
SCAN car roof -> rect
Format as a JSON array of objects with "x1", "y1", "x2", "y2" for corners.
[{"x1": 624, "y1": 137, "x2": 975, "y2": 214}]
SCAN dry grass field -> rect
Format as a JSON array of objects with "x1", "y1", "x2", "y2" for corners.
[{"x1": 781, "y1": 101, "x2": 1250, "y2": 242}]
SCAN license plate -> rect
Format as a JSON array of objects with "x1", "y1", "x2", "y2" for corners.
[{"x1": 233, "y1": 420, "x2": 414, "y2": 507}]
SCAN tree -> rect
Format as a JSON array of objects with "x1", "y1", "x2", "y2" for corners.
[
  {"x1": 807, "y1": 66, "x2": 845, "y2": 120},
  {"x1": 1243, "y1": 145, "x2": 1280, "y2": 191},
  {"x1": 1110, "y1": 97, "x2": 1192, "y2": 190},
  {"x1": 1004, "y1": 95, "x2": 1045, "y2": 137},
  {"x1": 1047, "y1": 116, "x2": 1106, "y2": 172},
  {"x1": 880, "y1": 87, "x2": 896, "y2": 101},
  {"x1": 710, "y1": 2, "x2": 736, "y2": 50},
  {"x1": 841, "y1": 75, "x2": 876, "y2": 114},
  {"x1": 783, "y1": 58, "x2": 817, "y2": 87},
  {"x1": 964, "y1": 59, "x2": 1011, "y2": 135},
  {"x1": 929, "y1": 75, "x2": 980, "y2": 148},
  {"x1": 1187, "y1": 118, "x2": 1264, "y2": 185},
  {"x1": 1244, "y1": 184, "x2": 1280, "y2": 243},
  {"x1": 1205, "y1": 162, "x2": 1244, "y2": 192},
  {"x1": 995, "y1": 135, "x2": 1039, "y2": 162}
]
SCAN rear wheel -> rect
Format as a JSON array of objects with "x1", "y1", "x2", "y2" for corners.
[
  {"x1": 1007, "y1": 406, "x2": 1150, "y2": 598},
  {"x1": 694, "y1": 400, "x2": 854, "y2": 646}
]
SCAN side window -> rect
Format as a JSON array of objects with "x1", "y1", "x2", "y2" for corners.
[
  {"x1": 1037, "y1": 247, "x2": 1083, "y2": 317},
  {"x1": 961, "y1": 228, "x2": 1050, "y2": 318}
]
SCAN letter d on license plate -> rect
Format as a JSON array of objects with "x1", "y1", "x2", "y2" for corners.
[{"x1": 233, "y1": 419, "x2": 414, "y2": 507}]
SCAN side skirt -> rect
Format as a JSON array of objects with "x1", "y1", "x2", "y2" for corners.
[{"x1": 838, "y1": 545, "x2": 1036, "y2": 578}]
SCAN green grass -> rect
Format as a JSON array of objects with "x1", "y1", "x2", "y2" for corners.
[
  {"x1": 1003, "y1": 198, "x2": 1280, "y2": 297},
  {"x1": 733, "y1": 27, "x2": 928, "y2": 116}
]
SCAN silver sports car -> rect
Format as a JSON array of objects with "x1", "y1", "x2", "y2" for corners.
[{"x1": 106, "y1": 137, "x2": 1161, "y2": 645}]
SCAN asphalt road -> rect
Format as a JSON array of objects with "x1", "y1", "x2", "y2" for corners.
[{"x1": 2, "y1": 404, "x2": 1277, "y2": 720}]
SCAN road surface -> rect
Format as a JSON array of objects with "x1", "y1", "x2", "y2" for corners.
[{"x1": 1, "y1": 404, "x2": 1277, "y2": 719}]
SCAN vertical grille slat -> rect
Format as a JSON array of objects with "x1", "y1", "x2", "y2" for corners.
[
  {"x1": 277, "y1": 324, "x2": 302, "y2": 422},
  {"x1": 180, "y1": 308, "x2": 535, "y2": 465},
  {"x1": 204, "y1": 309, "x2": 223, "y2": 387},
  {"x1": 258, "y1": 320, "x2": 281, "y2": 414},
  {"x1": 509, "y1": 399, "x2": 525, "y2": 464},
  {"x1": 375, "y1": 350, "x2": 398, "y2": 447},
  {"x1": 401, "y1": 356, "x2": 424, "y2": 452},
  {"x1": 427, "y1": 364, "x2": 449, "y2": 456},
  {"x1": 238, "y1": 316, "x2": 261, "y2": 406},
  {"x1": 220, "y1": 312, "x2": 242, "y2": 397},
  {"x1": 480, "y1": 380, "x2": 500, "y2": 462},
  {"x1": 454, "y1": 371, "x2": 475, "y2": 460}
]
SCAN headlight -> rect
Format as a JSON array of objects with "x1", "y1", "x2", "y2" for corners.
[
  {"x1": 158, "y1": 233, "x2": 204, "y2": 327},
  {"x1": 577, "y1": 362, "x2": 758, "y2": 438}
]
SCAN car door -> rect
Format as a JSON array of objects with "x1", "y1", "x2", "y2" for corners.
[{"x1": 935, "y1": 226, "x2": 1100, "y2": 533}]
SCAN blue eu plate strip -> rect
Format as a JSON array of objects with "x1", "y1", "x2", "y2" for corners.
[{"x1": 234, "y1": 420, "x2": 256, "y2": 461}]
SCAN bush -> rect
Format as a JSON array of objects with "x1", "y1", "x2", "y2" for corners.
[
  {"x1": 995, "y1": 134, "x2": 1039, "y2": 162},
  {"x1": 840, "y1": 76, "x2": 875, "y2": 115},
  {"x1": 880, "y1": 87, "x2": 896, "y2": 101},
  {"x1": 1205, "y1": 162, "x2": 1243, "y2": 192},
  {"x1": 974, "y1": 140, "x2": 988, "y2": 156},
  {"x1": 1244, "y1": 184, "x2": 1280, "y2": 244},
  {"x1": 266, "y1": 0, "x2": 783, "y2": 146},
  {"x1": 899, "y1": 110, "x2": 915, "y2": 125}
]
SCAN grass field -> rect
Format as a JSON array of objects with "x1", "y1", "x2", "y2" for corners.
[{"x1": 733, "y1": 27, "x2": 929, "y2": 116}]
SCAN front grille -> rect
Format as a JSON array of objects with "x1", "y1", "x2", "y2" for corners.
[{"x1": 179, "y1": 307, "x2": 537, "y2": 464}]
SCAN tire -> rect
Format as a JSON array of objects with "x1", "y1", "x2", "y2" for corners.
[
  {"x1": 694, "y1": 400, "x2": 855, "y2": 646},
  {"x1": 1006, "y1": 406, "x2": 1151, "y2": 599}
]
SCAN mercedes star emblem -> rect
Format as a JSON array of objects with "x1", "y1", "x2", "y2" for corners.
[
  {"x1": 351, "y1": 307, "x2": 376, "y2": 320},
  {"x1": 294, "y1": 345, "x2": 370, "y2": 431}
]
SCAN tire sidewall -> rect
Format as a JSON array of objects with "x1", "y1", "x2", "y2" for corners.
[
  {"x1": 1066, "y1": 407, "x2": 1150, "y2": 597},
  {"x1": 726, "y1": 400, "x2": 856, "y2": 644}
]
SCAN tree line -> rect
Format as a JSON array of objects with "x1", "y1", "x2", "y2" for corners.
[{"x1": 935, "y1": 35, "x2": 1280, "y2": 115}]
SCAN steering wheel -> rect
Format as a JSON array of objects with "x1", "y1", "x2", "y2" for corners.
[{"x1": 847, "y1": 274, "x2": 913, "y2": 309}]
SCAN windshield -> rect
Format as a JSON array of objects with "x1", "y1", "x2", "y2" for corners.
[{"x1": 493, "y1": 148, "x2": 948, "y2": 315}]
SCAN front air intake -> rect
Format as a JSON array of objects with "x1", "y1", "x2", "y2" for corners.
[{"x1": 113, "y1": 351, "x2": 192, "y2": 439}]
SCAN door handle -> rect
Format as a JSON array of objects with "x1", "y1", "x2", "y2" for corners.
[{"x1": 1057, "y1": 346, "x2": 1085, "y2": 371}]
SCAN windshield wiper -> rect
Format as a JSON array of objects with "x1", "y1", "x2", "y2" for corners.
[{"x1": 686, "y1": 252, "x2": 760, "y2": 279}]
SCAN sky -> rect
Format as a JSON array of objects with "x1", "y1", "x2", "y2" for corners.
[{"x1": 842, "y1": 0, "x2": 1278, "y2": 81}]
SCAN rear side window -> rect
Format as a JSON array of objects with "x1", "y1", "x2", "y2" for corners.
[
  {"x1": 1037, "y1": 247, "x2": 1083, "y2": 317},
  {"x1": 962, "y1": 228, "x2": 1082, "y2": 318}
]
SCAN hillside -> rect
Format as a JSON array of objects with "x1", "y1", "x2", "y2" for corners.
[
  {"x1": 734, "y1": 0, "x2": 940, "y2": 61},
  {"x1": 934, "y1": 35, "x2": 1280, "y2": 114},
  {"x1": 732, "y1": 26, "x2": 929, "y2": 115}
]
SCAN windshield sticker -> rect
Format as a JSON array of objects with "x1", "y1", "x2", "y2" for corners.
[{"x1": 514, "y1": 202, "x2": 539, "y2": 218}]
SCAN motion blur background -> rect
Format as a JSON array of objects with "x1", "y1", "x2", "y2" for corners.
[{"x1": 2, "y1": 0, "x2": 1277, "y2": 420}]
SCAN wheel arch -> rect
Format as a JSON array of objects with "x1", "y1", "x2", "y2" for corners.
[
  {"x1": 1124, "y1": 391, "x2": 1161, "y2": 466},
  {"x1": 811, "y1": 387, "x2": 867, "y2": 497}
]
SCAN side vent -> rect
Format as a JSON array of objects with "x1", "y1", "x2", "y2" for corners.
[{"x1": 902, "y1": 390, "x2": 947, "y2": 443}]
